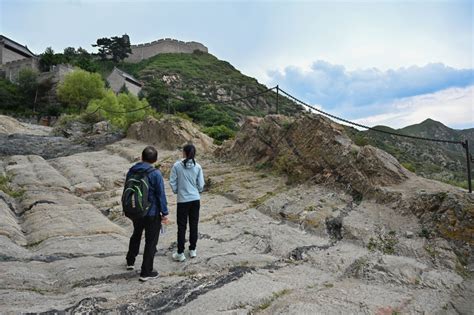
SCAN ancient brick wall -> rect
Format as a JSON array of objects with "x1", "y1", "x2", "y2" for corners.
[{"x1": 126, "y1": 38, "x2": 208, "y2": 63}]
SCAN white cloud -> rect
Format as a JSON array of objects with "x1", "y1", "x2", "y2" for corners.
[
  {"x1": 268, "y1": 61, "x2": 474, "y2": 111},
  {"x1": 353, "y1": 85, "x2": 474, "y2": 129}
]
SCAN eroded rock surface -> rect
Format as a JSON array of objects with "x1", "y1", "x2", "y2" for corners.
[
  {"x1": 127, "y1": 115, "x2": 216, "y2": 153},
  {"x1": 0, "y1": 116, "x2": 472, "y2": 314},
  {"x1": 0, "y1": 116, "x2": 123, "y2": 159}
]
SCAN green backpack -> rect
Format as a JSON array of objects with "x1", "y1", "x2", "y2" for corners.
[{"x1": 122, "y1": 169, "x2": 154, "y2": 220}]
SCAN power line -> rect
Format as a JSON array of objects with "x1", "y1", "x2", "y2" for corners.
[{"x1": 278, "y1": 88, "x2": 463, "y2": 145}]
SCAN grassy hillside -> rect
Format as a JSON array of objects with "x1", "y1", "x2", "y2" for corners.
[
  {"x1": 346, "y1": 119, "x2": 473, "y2": 188},
  {"x1": 114, "y1": 51, "x2": 302, "y2": 117}
]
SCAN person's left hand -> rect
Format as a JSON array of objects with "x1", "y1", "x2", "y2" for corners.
[{"x1": 161, "y1": 216, "x2": 170, "y2": 224}]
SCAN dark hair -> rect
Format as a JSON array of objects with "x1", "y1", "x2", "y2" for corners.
[
  {"x1": 142, "y1": 146, "x2": 158, "y2": 163},
  {"x1": 182, "y1": 144, "x2": 196, "y2": 166}
]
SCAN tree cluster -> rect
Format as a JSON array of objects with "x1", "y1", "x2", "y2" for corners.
[
  {"x1": 93, "y1": 35, "x2": 131, "y2": 62},
  {"x1": 57, "y1": 69, "x2": 156, "y2": 129},
  {"x1": 39, "y1": 46, "x2": 97, "y2": 73}
]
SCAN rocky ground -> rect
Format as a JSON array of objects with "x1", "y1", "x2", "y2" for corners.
[{"x1": 0, "y1": 115, "x2": 472, "y2": 314}]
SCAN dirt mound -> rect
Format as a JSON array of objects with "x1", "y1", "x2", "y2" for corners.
[
  {"x1": 127, "y1": 116, "x2": 215, "y2": 153},
  {"x1": 219, "y1": 114, "x2": 410, "y2": 196}
]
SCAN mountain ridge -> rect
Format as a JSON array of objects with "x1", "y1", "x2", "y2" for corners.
[{"x1": 346, "y1": 118, "x2": 473, "y2": 188}]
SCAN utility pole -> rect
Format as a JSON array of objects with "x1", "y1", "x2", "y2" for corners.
[
  {"x1": 462, "y1": 140, "x2": 472, "y2": 193},
  {"x1": 276, "y1": 85, "x2": 279, "y2": 114}
]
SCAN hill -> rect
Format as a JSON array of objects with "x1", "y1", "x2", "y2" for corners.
[
  {"x1": 113, "y1": 51, "x2": 302, "y2": 119},
  {"x1": 345, "y1": 118, "x2": 473, "y2": 188}
]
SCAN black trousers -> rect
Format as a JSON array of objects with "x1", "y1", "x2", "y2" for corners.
[
  {"x1": 177, "y1": 200, "x2": 200, "y2": 254},
  {"x1": 126, "y1": 215, "x2": 161, "y2": 276}
]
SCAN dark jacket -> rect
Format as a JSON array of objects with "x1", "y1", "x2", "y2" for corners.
[{"x1": 126, "y1": 162, "x2": 169, "y2": 217}]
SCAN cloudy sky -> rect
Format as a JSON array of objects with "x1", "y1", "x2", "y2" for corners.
[{"x1": 1, "y1": 0, "x2": 473, "y2": 129}]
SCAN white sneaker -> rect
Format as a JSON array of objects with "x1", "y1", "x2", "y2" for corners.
[
  {"x1": 172, "y1": 252, "x2": 186, "y2": 262},
  {"x1": 189, "y1": 250, "x2": 197, "y2": 258},
  {"x1": 126, "y1": 265, "x2": 134, "y2": 271}
]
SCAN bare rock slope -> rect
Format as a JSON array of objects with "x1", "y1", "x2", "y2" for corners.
[
  {"x1": 127, "y1": 115, "x2": 216, "y2": 153},
  {"x1": 0, "y1": 114, "x2": 472, "y2": 314},
  {"x1": 220, "y1": 115, "x2": 473, "y2": 252}
]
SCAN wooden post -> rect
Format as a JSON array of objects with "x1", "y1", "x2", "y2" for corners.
[{"x1": 463, "y1": 140, "x2": 472, "y2": 193}]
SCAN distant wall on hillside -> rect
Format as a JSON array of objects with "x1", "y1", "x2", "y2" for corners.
[
  {"x1": 2, "y1": 57, "x2": 39, "y2": 82},
  {"x1": 126, "y1": 38, "x2": 208, "y2": 63}
]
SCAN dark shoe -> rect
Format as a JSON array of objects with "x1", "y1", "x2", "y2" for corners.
[
  {"x1": 126, "y1": 265, "x2": 134, "y2": 271},
  {"x1": 139, "y1": 271, "x2": 159, "y2": 282}
]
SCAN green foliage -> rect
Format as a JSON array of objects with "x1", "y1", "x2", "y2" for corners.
[
  {"x1": 274, "y1": 153, "x2": 300, "y2": 184},
  {"x1": 191, "y1": 104, "x2": 237, "y2": 130},
  {"x1": 117, "y1": 92, "x2": 151, "y2": 126},
  {"x1": 0, "y1": 175, "x2": 25, "y2": 198},
  {"x1": 63, "y1": 47, "x2": 78, "y2": 62},
  {"x1": 171, "y1": 91, "x2": 201, "y2": 113},
  {"x1": 87, "y1": 90, "x2": 126, "y2": 128},
  {"x1": 17, "y1": 68, "x2": 39, "y2": 110},
  {"x1": 39, "y1": 47, "x2": 61, "y2": 72},
  {"x1": 255, "y1": 161, "x2": 271, "y2": 170},
  {"x1": 202, "y1": 125, "x2": 235, "y2": 144},
  {"x1": 142, "y1": 79, "x2": 170, "y2": 112},
  {"x1": 120, "y1": 52, "x2": 300, "y2": 116},
  {"x1": 401, "y1": 162, "x2": 416, "y2": 173},
  {"x1": 57, "y1": 69, "x2": 106, "y2": 110},
  {"x1": 85, "y1": 90, "x2": 155, "y2": 129},
  {"x1": 353, "y1": 134, "x2": 369, "y2": 146},
  {"x1": 174, "y1": 112, "x2": 192, "y2": 121},
  {"x1": 418, "y1": 228, "x2": 433, "y2": 239},
  {"x1": 0, "y1": 79, "x2": 24, "y2": 112},
  {"x1": 39, "y1": 46, "x2": 99, "y2": 73},
  {"x1": 74, "y1": 48, "x2": 98, "y2": 73},
  {"x1": 441, "y1": 179, "x2": 471, "y2": 190},
  {"x1": 92, "y1": 35, "x2": 131, "y2": 62}
]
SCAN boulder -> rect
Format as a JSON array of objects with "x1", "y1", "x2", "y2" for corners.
[
  {"x1": 92, "y1": 121, "x2": 110, "y2": 134},
  {"x1": 127, "y1": 116, "x2": 215, "y2": 153},
  {"x1": 0, "y1": 115, "x2": 51, "y2": 136},
  {"x1": 219, "y1": 114, "x2": 410, "y2": 196}
]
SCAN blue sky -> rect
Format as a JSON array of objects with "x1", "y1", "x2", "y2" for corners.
[{"x1": 1, "y1": 0, "x2": 473, "y2": 128}]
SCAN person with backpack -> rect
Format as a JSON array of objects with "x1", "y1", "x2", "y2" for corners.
[
  {"x1": 169, "y1": 144, "x2": 204, "y2": 262},
  {"x1": 122, "y1": 146, "x2": 169, "y2": 281}
]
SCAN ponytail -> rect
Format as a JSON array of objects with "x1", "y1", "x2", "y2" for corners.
[{"x1": 182, "y1": 144, "x2": 196, "y2": 166}]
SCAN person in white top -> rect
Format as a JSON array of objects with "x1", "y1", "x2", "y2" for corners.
[{"x1": 169, "y1": 144, "x2": 205, "y2": 262}]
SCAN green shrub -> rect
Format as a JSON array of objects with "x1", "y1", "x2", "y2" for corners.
[
  {"x1": 0, "y1": 79, "x2": 24, "y2": 112},
  {"x1": 57, "y1": 69, "x2": 106, "y2": 111},
  {"x1": 202, "y1": 125, "x2": 235, "y2": 144},
  {"x1": 401, "y1": 162, "x2": 416, "y2": 173},
  {"x1": 191, "y1": 104, "x2": 237, "y2": 130},
  {"x1": 86, "y1": 90, "x2": 126, "y2": 128},
  {"x1": 0, "y1": 175, "x2": 24, "y2": 198},
  {"x1": 174, "y1": 112, "x2": 193, "y2": 122},
  {"x1": 353, "y1": 134, "x2": 369, "y2": 146},
  {"x1": 117, "y1": 92, "x2": 150, "y2": 126}
]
